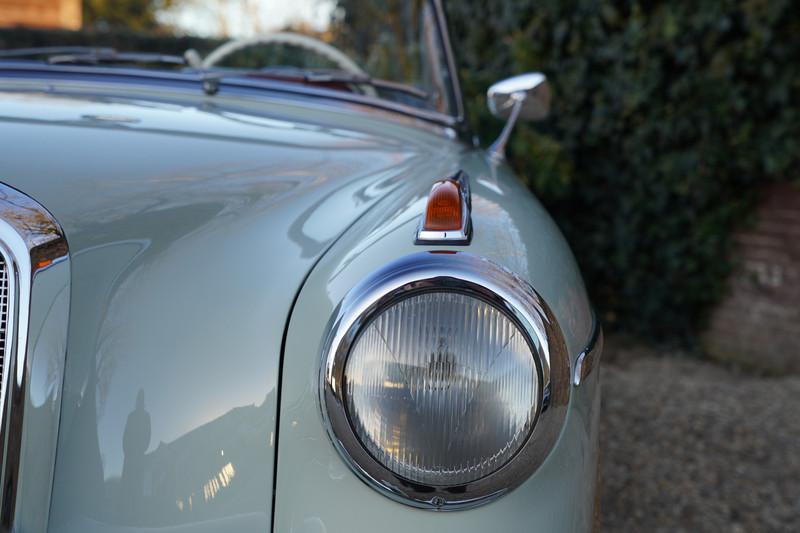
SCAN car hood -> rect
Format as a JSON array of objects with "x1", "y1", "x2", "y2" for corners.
[{"x1": 0, "y1": 88, "x2": 464, "y2": 530}]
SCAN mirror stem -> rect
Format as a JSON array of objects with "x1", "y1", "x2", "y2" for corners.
[{"x1": 488, "y1": 92, "x2": 526, "y2": 162}]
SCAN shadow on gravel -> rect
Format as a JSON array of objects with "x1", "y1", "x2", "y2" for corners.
[{"x1": 598, "y1": 338, "x2": 800, "y2": 533}]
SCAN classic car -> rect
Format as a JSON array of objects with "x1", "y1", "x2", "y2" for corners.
[{"x1": 0, "y1": 1, "x2": 601, "y2": 531}]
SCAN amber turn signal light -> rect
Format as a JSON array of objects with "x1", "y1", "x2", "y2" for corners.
[{"x1": 423, "y1": 180, "x2": 462, "y2": 231}]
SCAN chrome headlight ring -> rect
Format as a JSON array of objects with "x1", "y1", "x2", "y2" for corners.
[{"x1": 319, "y1": 252, "x2": 571, "y2": 511}]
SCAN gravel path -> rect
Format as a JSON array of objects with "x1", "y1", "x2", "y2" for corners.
[{"x1": 599, "y1": 341, "x2": 800, "y2": 532}]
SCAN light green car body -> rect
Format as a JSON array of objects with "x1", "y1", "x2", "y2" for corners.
[{"x1": 0, "y1": 72, "x2": 599, "y2": 532}]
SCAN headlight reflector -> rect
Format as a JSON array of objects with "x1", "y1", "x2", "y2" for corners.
[{"x1": 345, "y1": 291, "x2": 538, "y2": 486}]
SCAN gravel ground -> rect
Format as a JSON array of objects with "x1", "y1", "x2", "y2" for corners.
[{"x1": 599, "y1": 340, "x2": 800, "y2": 532}]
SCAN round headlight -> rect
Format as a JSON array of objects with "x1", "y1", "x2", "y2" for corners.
[
  {"x1": 321, "y1": 252, "x2": 570, "y2": 510},
  {"x1": 345, "y1": 291, "x2": 538, "y2": 486}
]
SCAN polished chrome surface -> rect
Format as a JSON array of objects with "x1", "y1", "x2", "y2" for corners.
[
  {"x1": 574, "y1": 319, "x2": 603, "y2": 387},
  {"x1": 433, "y1": 0, "x2": 467, "y2": 125},
  {"x1": 415, "y1": 171, "x2": 472, "y2": 244},
  {"x1": 0, "y1": 258, "x2": 7, "y2": 405},
  {"x1": 0, "y1": 239, "x2": 16, "y2": 453},
  {"x1": 487, "y1": 73, "x2": 551, "y2": 160},
  {"x1": 321, "y1": 252, "x2": 571, "y2": 510},
  {"x1": 0, "y1": 182, "x2": 69, "y2": 530},
  {"x1": 487, "y1": 73, "x2": 551, "y2": 121}
]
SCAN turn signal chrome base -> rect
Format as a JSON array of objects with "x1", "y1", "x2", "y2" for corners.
[{"x1": 415, "y1": 171, "x2": 472, "y2": 245}]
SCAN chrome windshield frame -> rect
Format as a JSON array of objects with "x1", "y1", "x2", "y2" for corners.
[{"x1": 432, "y1": 0, "x2": 466, "y2": 125}]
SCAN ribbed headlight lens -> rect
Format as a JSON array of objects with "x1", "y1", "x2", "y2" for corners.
[{"x1": 344, "y1": 291, "x2": 539, "y2": 486}]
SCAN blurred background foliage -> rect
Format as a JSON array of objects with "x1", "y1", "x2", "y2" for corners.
[{"x1": 445, "y1": 0, "x2": 799, "y2": 342}]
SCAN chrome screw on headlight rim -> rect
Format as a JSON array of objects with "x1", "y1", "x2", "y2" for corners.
[{"x1": 320, "y1": 252, "x2": 570, "y2": 511}]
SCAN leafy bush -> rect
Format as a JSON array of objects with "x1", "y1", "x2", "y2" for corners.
[{"x1": 446, "y1": 0, "x2": 800, "y2": 341}]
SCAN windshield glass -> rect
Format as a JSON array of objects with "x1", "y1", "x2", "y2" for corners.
[{"x1": 0, "y1": 0, "x2": 457, "y2": 116}]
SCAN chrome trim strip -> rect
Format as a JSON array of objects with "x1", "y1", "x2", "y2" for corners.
[
  {"x1": 0, "y1": 237, "x2": 19, "y2": 448},
  {"x1": 415, "y1": 171, "x2": 472, "y2": 245},
  {"x1": 432, "y1": 0, "x2": 466, "y2": 125},
  {"x1": 319, "y1": 252, "x2": 570, "y2": 511},
  {"x1": 0, "y1": 183, "x2": 68, "y2": 529},
  {"x1": 573, "y1": 317, "x2": 603, "y2": 387}
]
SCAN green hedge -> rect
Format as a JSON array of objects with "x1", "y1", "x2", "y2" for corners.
[{"x1": 446, "y1": 0, "x2": 800, "y2": 342}]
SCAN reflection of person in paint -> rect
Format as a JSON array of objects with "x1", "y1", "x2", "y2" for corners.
[{"x1": 120, "y1": 389, "x2": 151, "y2": 520}]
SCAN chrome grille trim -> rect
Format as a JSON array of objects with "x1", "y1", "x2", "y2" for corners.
[
  {"x1": 0, "y1": 259, "x2": 7, "y2": 402},
  {"x1": 0, "y1": 251, "x2": 10, "y2": 442},
  {"x1": 0, "y1": 183, "x2": 68, "y2": 530},
  {"x1": 0, "y1": 237, "x2": 20, "y2": 467}
]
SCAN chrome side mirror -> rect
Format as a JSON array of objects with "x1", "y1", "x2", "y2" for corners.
[{"x1": 487, "y1": 73, "x2": 551, "y2": 160}]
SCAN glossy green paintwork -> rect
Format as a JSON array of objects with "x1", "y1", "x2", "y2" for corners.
[{"x1": 0, "y1": 77, "x2": 597, "y2": 532}]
